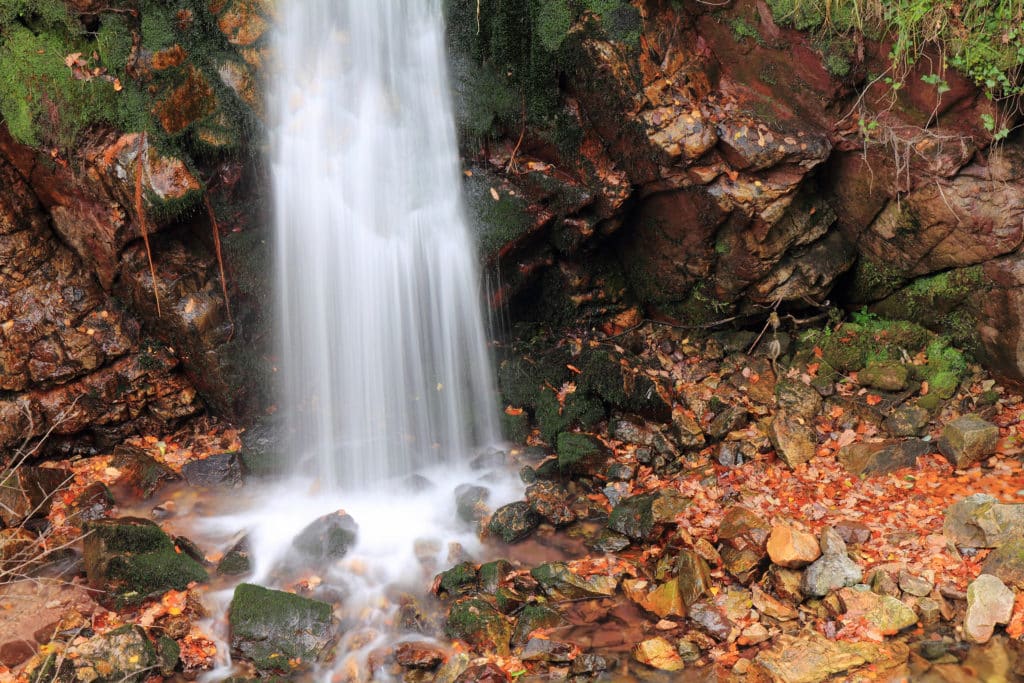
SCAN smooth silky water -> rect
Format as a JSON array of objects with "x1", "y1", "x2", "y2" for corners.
[{"x1": 193, "y1": 1, "x2": 518, "y2": 680}]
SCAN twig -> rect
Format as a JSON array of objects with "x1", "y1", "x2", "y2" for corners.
[
  {"x1": 203, "y1": 194, "x2": 234, "y2": 338},
  {"x1": 134, "y1": 133, "x2": 161, "y2": 317}
]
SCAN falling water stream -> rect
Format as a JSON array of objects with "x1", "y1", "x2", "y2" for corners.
[{"x1": 194, "y1": 1, "x2": 517, "y2": 680}]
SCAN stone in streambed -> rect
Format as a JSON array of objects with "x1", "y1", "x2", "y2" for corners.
[
  {"x1": 633, "y1": 636, "x2": 685, "y2": 672},
  {"x1": 454, "y1": 484, "x2": 490, "y2": 524},
  {"x1": 884, "y1": 405, "x2": 930, "y2": 437},
  {"x1": 964, "y1": 574, "x2": 1014, "y2": 644},
  {"x1": 83, "y1": 517, "x2": 208, "y2": 608},
  {"x1": 837, "y1": 439, "x2": 933, "y2": 476},
  {"x1": 556, "y1": 432, "x2": 609, "y2": 476},
  {"x1": 521, "y1": 637, "x2": 574, "y2": 663},
  {"x1": 436, "y1": 561, "x2": 478, "y2": 597},
  {"x1": 512, "y1": 604, "x2": 564, "y2": 647},
  {"x1": 292, "y1": 510, "x2": 358, "y2": 563},
  {"x1": 531, "y1": 562, "x2": 617, "y2": 601},
  {"x1": 838, "y1": 586, "x2": 917, "y2": 634},
  {"x1": 982, "y1": 538, "x2": 1024, "y2": 588},
  {"x1": 181, "y1": 452, "x2": 243, "y2": 487},
  {"x1": 216, "y1": 534, "x2": 252, "y2": 576},
  {"x1": 445, "y1": 597, "x2": 512, "y2": 656},
  {"x1": 64, "y1": 625, "x2": 158, "y2": 683},
  {"x1": 488, "y1": 502, "x2": 540, "y2": 543},
  {"x1": 394, "y1": 641, "x2": 445, "y2": 669},
  {"x1": 752, "y1": 632, "x2": 909, "y2": 683},
  {"x1": 801, "y1": 528, "x2": 862, "y2": 598},
  {"x1": 525, "y1": 481, "x2": 575, "y2": 526},
  {"x1": 676, "y1": 549, "x2": 713, "y2": 608},
  {"x1": 717, "y1": 506, "x2": 770, "y2": 584},
  {"x1": 898, "y1": 570, "x2": 933, "y2": 597},
  {"x1": 478, "y1": 559, "x2": 513, "y2": 594},
  {"x1": 607, "y1": 493, "x2": 657, "y2": 540},
  {"x1": 944, "y1": 494, "x2": 1024, "y2": 548},
  {"x1": 769, "y1": 410, "x2": 817, "y2": 468},
  {"x1": 767, "y1": 524, "x2": 820, "y2": 568},
  {"x1": 938, "y1": 414, "x2": 999, "y2": 468},
  {"x1": 229, "y1": 583, "x2": 333, "y2": 672}
]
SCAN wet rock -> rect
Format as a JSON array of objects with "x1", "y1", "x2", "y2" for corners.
[
  {"x1": 531, "y1": 562, "x2": 617, "y2": 601},
  {"x1": 708, "y1": 407, "x2": 749, "y2": 441},
  {"x1": 769, "y1": 410, "x2": 817, "y2": 468},
  {"x1": 292, "y1": 510, "x2": 358, "y2": 563},
  {"x1": 676, "y1": 550, "x2": 713, "y2": 608},
  {"x1": 938, "y1": 414, "x2": 1000, "y2": 468},
  {"x1": 717, "y1": 506, "x2": 770, "y2": 584},
  {"x1": 488, "y1": 502, "x2": 540, "y2": 544},
  {"x1": 767, "y1": 524, "x2": 821, "y2": 568},
  {"x1": 586, "y1": 529, "x2": 631, "y2": 553},
  {"x1": 454, "y1": 484, "x2": 490, "y2": 524},
  {"x1": 869, "y1": 568, "x2": 901, "y2": 597},
  {"x1": 229, "y1": 583, "x2": 333, "y2": 672},
  {"x1": 570, "y1": 653, "x2": 609, "y2": 674},
  {"x1": 216, "y1": 535, "x2": 252, "y2": 576},
  {"x1": 453, "y1": 662, "x2": 509, "y2": 682},
  {"x1": 556, "y1": 432, "x2": 609, "y2": 476},
  {"x1": 394, "y1": 641, "x2": 445, "y2": 669},
  {"x1": 605, "y1": 462, "x2": 635, "y2": 481},
  {"x1": 651, "y1": 489, "x2": 691, "y2": 523},
  {"x1": 436, "y1": 562, "x2": 479, "y2": 597},
  {"x1": 751, "y1": 585, "x2": 798, "y2": 620},
  {"x1": 752, "y1": 632, "x2": 909, "y2": 683},
  {"x1": 0, "y1": 466, "x2": 69, "y2": 526},
  {"x1": 838, "y1": 586, "x2": 918, "y2": 634},
  {"x1": 180, "y1": 452, "x2": 243, "y2": 488},
  {"x1": 607, "y1": 493, "x2": 657, "y2": 540},
  {"x1": 801, "y1": 529, "x2": 862, "y2": 598},
  {"x1": 632, "y1": 636, "x2": 685, "y2": 672},
  {"x1": 859, "y1": 361, "x2": 908, "y2": 392},
  {"x1": 470, "y1": 448, "x2": 507, "y2": 470},
  {"x1": 898, "y1": 570, "x2": 933, "y2": 597},
  {"x1": 623, "y1": 578, "x2": 685, "y2": 618},
  {"x1": 525, "y1": 481, "x2": 576, "y2": 526},
  {"x1": 982, "y1": 538, "x2": 1024, "y2": 589},
  {"x1": 944, "y1": 493, "x2": 1024, "y2": 548},
  {"x1": 83, "y1": 517, "x2": 207, "y2": 608},
  {"x1": 964, "y1": 574, "x2": 1014, "y2": 644},
  {"x1": 0, "y1": 527, "x2": 38, "y2": 574},
  {"x1": 433, "y1": 652, "x2": 470, "y2": 683},
  {"x1": 521, "y1": 638, "x2": 574, "y2": 663},
  {"x1": 479, "y1": 559, "x2": 513, "y2": 594},
  {"x1": 916, "y1": 597, "x2": 942, "y2": 627},
  {"x1": 112, "y1": 445, "x2": 181, "y2": 498},
  {"x1": 837, "y1": 439, "x2": 934, "y2": 476},
  {"x1": 64, "y1": 625, "x2": 157, "y2": 683},
  {"x1": 766, "y1": 565, "x2": 805, "y2": 603},
  {"x1": 445, "y1": 597, "x2": 512, "y2": 656},
  {"x1": 884, "y1": 405, "x2": 930, "y2": 437},
  {"x1": 512, "y1": 604, "x2": 564, "y2": 646},
  {"x1": 689, "y1": 601, "x2": 733, "y2": 641},
  {"x1": 717, "y1": 442, "x2": 744, "y2": 467},
  {"x1": 70, "y1": 482, "x2": 115, "y2": 523}
]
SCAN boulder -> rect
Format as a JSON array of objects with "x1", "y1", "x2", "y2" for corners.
[
  {"x1": 717, "y1": 505, "x2": 770, "y2": 584},
  {"x1": 838, "y1": 586, "x2": 918, "y2": 635},
  {"x1": 944, "y1": 494, "x2": 1024, "y2": 548},
  {"x1": 83, "y1": 517, "x2": 208, "y2": 608},
  {"x1": 964, "y1": 574, "x2": 1014, "y2": 644},
  {"x1": 981, "y1": 538, "x2": 1024, "y2": 589},
  {"x1": 531, "y1": 562, "x2": 617, "y2": 601},
  {"x1": 512, "y1": 604, "x2": 565, "y2": 646},
  {"x1": 937, "y1": 414, "x2": 1000, "y2": 468},
  {"x1": 837, "y1": 439, "x2": 934, "y2": 476},
  {"x1": 180, "y1": 452, "x2": 243, "y2": 487},
  {"x1": 64, "y1": 625, "x2": 158, "y2": 683},
  {"x1": 752, "y1": 632, "x2": 909, "y2": 683},
  {"x1": 801, "y1": 528, "x2": 862, "y2": 598},
  {"x1": 632, "y1": 636, "x2": 685, "y2": 672},
  {"x1": 292, "y1": 510, "x2": 358, "y2": 563},
  {"x1": 229, "y1": 583, "x2": 334, "y2": 672},
  {"x1": 445, "y1": 597, "x2": 512, "y2": 656},
  {"x1": 769, "y1": 410, "x2": 817, "y2": 468},
  {"x1": 766, "y1": 524, "x2": 821, "y2": 568},
  {"x1": 454, "y1": 484, "x2": 490, "y2": 524},
  {"x1": 607, "y1": 493, "x2": 658, "y2": 540},
  {"x1": 525, "y1": 481, "x2": 576, "y2": 526},
  {"x1": 487, "y1": 502, "x2": 540, "y2": 543},
  {"x1": 556, "y1": 432, "x2": 610, "y2": 476},
  {"x1": 858, "y1": 361, "x2": 908, "y2": 391}
]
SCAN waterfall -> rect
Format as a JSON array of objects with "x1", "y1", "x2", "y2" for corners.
[{"x1": 272, "y1": 0, "x2": 500, "y2": 487}]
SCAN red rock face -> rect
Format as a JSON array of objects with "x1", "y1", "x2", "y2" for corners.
[{"x1": 0, "y1": 156, "x2": 199, "y2": 455}]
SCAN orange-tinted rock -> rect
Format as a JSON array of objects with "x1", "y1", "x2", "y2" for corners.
[
  {"x1": 153, "y1": 66, "x2": 217, "y2": 134},
  {"x1": 216, "y1": 0, "x2": 270, "y2": 47}
]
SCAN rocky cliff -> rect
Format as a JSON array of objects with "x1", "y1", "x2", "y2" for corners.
[{"x1": 1, "y1": 0, "x2": 1023, "y2": 455}]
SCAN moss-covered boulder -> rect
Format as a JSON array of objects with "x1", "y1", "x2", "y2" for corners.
[
  {"x1": 436, "y1": 561, "x2": 479, "y2": 597},
  {"x1": 228, "y1": 583, "x2": 334, "y2": 673},
  {"x1": 512, "y1": 604, "x2": 565, "y2": 646},
  {"x1": 445, "y1": 597, "x2": 512, "y2": 656},
  {"x1": 556, "y1": 432, "x2": 609, "y2": 476},
  {"x1": 83, "y1": 517, "x2": 208, "y2": 608}
]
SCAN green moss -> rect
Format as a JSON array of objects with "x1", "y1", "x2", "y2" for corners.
[
  {"x1": 0, "y1": 0, "x2": 68, "y2": 28},
  {"x1": 848, "y1": 257, "x2": 907, "y2": 303},
  {"x1": 537, "y1": 0, "x2": 573, "y2": 51},
  {"x1": 445, "y1": 597, "x2": 512, "y2": 655},
  {"x1": 535, "y1": 389, "x2": 605, "y2": 442},
  {"x1": 229, "y1": 584, "x2": 333, "y2": 672},
  {"x1": 438, "y1": 561, "x2": 479, "y2": 595},
  {"x1": 556, "y1": 431, "x2": 605, "y2": 474},
  {"x1": 730, "y1": 17, "x2": 764, "y2": 45}
]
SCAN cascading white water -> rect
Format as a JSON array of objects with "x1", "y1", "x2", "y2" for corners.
[{"x1": 273, "y1": 0, "x2": 500, "y2": 487}]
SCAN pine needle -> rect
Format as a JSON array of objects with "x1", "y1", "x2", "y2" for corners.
[
  {"x1": 134, "y1": 132, "x2": 161, "y2": 317},
  {"x1": 203, "y1": 192, "x2": 234, "y2": 337}
]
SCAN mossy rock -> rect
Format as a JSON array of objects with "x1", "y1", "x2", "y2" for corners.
[
  {"x1": 229, "y1": 584, "x2": 333, "y2": 673},
  {"x1": 83, "y1": 518, "x2": 208, "y2": 608},
  {"x1": 555, "y1": 432, "x2": 608, "y2": 475},
  {"x1": 437, "y1": 561, "x2": 479, "y2": 596},
  {"x1": 512, "y1": 604, "x2": 565, "y2": 646},
  {"x1": 576, "y1": 348, "x2": 668, "y2": 418},
  {"x1": 536, "y1": 389, "x2": 606, "y2": 442},
  {"x1": 488, "y1": 502, "x2": 541, "y2": 543},
  {"x1": 479, "y1": 559, "x2": 513, "y2": 594},
  {"x1": 497, "y1": 348, "x2": 572, "y2": 410},
  {"x1": 445, "y1": 597, "x2": 512, "y2": 656}
]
